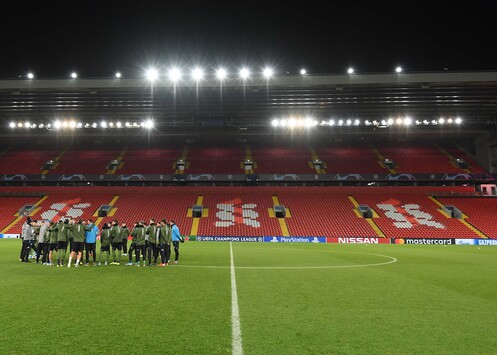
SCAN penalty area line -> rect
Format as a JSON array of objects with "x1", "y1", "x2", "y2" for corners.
[{"x1": 230, "y1": 242, "x2": 243, "y2": 355}]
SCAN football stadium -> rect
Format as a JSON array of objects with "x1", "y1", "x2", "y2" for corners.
[{"x1": 1, "y1": 67, "x2": 497, "y2": 354}]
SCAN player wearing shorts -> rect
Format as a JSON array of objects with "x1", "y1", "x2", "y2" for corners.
[
  {"x1": 110, "y1": 220, "x2": 123, "y2": 265},
  {"x1": 98, "y1": 223, "x2": 112, "y2": 266},
  {"x1": 67, "y1": 220, "x2": 88, "y2": 268}
]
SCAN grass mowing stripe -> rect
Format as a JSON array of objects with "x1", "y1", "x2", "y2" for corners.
[{"x1": 230, "y1": 242, "x2": 243, "y2": 355}]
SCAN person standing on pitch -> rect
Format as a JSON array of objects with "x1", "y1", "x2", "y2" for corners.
[
  {"x1": 121, "y1": 222, "x2": 130, "y2": 256},
  {"x1": 20, "y1": 218, "x2": 35, "y2": 263},
  {"x1": 98, "y1": 223, "x2": 112, "y2": 266},
  {"x1": 84, "y1": 219, "x2": 99, "y2": 266},
  {"x1": 36, "y1": 220, "x2": 49, "y2": 264},
  {"x1": 158, "y1": 219, "x2": 172, "y2": 266},
  {"x1": 170, "y1": 220, "x2": 182, "y2": 264},
  {"x1": 67, "y1": 220, "x2": 88, "y2": 268},
  {"x1": 146, "y1": 219, "x2": 158, "y2": 266},
  {"x1": 126, "y1": 222, "x2": 139, "y2": 266},
  {"x1": 54, "y1": 219, "x2": 70, "y2": 267},
  {"x1": 110, "y1": 220, "x2": 123, "y2": 265},
  {"x1": 47, "y1": 221, "x2": 58, "y2": 266},
  {"x1": 131, "y1": 221, "x2": 146, "y2": 266}
]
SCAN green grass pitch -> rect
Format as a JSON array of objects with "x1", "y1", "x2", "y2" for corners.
[{"x1": 1, "y1": 239, "x2": 496, "y2": 354}]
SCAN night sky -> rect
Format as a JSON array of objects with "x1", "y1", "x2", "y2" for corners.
[{"x1": 1, "y1": 1, "x2": 496, "y2": 79}]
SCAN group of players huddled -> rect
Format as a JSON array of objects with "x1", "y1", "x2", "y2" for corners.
[{"x1": 19, "y1": 217, "x2": 183, "y2": 268}]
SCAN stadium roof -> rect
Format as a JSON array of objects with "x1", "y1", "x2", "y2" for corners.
[{"x1": 1, "y1": 71, "x2": 497, "y2": 131}]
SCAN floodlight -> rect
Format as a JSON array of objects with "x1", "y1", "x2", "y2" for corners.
[
  {"x1": 280, "y1": 119, "x2": 287, "y2": 127},
  {"x1": 116, "y1": 121, "x2": 122, "y2": 128},
  {"x1": 76, "y1": 122, "x2": 83, "y2": 128},
  {"x1": 191, "y1": 68, "x2": 204, "y2": 82},
  {"x1": 346, "y1": 119, "x2": 352, "y2": 126},
  {"x1": 455, "y1": 117, "x2": 462, "y2": 124},
  {"x1": 395, "y1": 66, "x2": 403, "y2": 73},
  {"x1": 25, "y1": 121, "x2": 30, "y2": 128},
  {"x1": 17, "y1": 122, "x2": 23, "y2": 128},
  {"x1": 387, "y1": 118, "x2": 394, "y2": 125},
  {"x1": 396, "y1": 118, "x2": 403, "y2": 125},
  {"x1": 69, "y1": 120, "x2": 76, "y2": 128},
  {"x1": 354, "y1": 119, "x2": 360, "y2": 126},
  {"x1": 71, "y1": 72, "x2": 78, "y2": 79},
  {"x1": 329, "y1": 119, "x2": 335, "y2": 126},
  {"x1": 338, "y1": 120, "x2": 344, "y2": 126},
  {"x1": 101, "y1": 121, "x2": 108, "y2": 128},
  {"x1": 9, "y1": 122, "x2": 15, "y2": 128},
  {"x1": 239, "y1": 68, "x2": 250, "y2": 80},
  {"x1": 300, "y1": 68, "x2": 307, "y2": 75},
  {"x1": 271, "y1": 119, "x2": 279, "y2": 127},
  {"x1": 109, "y1": 122, "x2": 114, "y2": 127},
  {"x1": 27, "y1": 73, "x2": 34, "y2": 79},
  {"x1": 216, "y1": 68, "x2": 227, "y2": 81},
  {"x1": 144, "y1": 119, "x2": 154, "y2": 129},
  {"x1": 447, "y1": 118, "x2": 453, "y2": 124},
  {"x1": 263, "y1": 67, "x2": 273, "y2": 79},
  {"x1": 54, "y1": 120, "x2": 62, "y2": 129},
  {"x1": 146, "y1": 68, "x2": 158, "y2": 82},
  {"x1": 404, "y1": 117, "x2": 412, "y2": 125},
  {"x1": 347, "y1": 67, "x2": 354, "y2": 74},
  {"x1": 168, "y1": 68, "x2": 182, "y2": 82},
  {"x1": 115, "y1": 72, "x2": 122, "y2": 78},
  {"x1": 439, "y1": 118, "x2": 445, "y2": 124}
]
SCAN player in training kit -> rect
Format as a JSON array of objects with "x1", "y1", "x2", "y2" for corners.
[
  {"x1": 146, "y1": 219, "x2": 158, "y2": 266},
  {"x1": 171, "y1": 220, "x2": 182, "y2": 264},
  {"x1": 36, "y1": 220, "x2": 49, "y2": 264},
  {"x1": 53, "y1": 220, "x2": 70, "y2": 267},
  {"x1": 47, "y1": 221, "x2": 58, "y2": 265},
  {"x1": 84, "y1": 220, "x2": 99, "y2": 265},
  {"x1": 158, "y1": 219, "x2": 172, "y2": 266},
  {"x1": 67, "y1": 220, "x2": 89, "y2": 268},
  {"x1": 98, "y1": 223, "x2": 112, "y2": 266},
  {"x1": 131, "y1": 221, "x2": 146, "y2": 266},
  {"x1": 110, "y1": 220, "x2": 123, "y2": 265},
  {"x1": 121, "y1": 222, "x2": 130, "y2": 256}
]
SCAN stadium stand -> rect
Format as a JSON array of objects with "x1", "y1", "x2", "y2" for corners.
[
  {"x1": 51, "y1": 149, "x2": 120, "y2": 174},
  {"x1": 0, "y1": 196, "x2": 41, "y2": 234},
  {"x1": 1, "y1": 186, "x2": 489, "y2": 239},
  {"x1": 0, "y1": 147, "x2": 59, "y2": 174},
  {"x1": 185, "y1": 145, "x2": 245, "y2": 174},
  {"x1": 437, "y1": 197, "x2": 497, "y2": 238},
  {"x1": 316, "y1": 144, "x2": 387, "y2": 173},
  {"x1": 118, "y1": 147, "x2": 181, "y2": 174},
  {"x1": 251, "y1": 145, "x2": 315, "y2": 174}
]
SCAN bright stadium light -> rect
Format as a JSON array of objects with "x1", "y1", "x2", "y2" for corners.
[
  {"x1": 300, "y1": 68, "x2": 307, "y2": 75},
  {"x1": 439, "y1": 118, "x2": 445, "y2": 124},
  {"x1": 17, "y1": 122, "x2": 23, "y2": 128},
  {"x1": 239, "y1": 67, "x2": 250, "y2": 80},
  {"x1": 191, "y1": 68, "x2": 204, "y2": 82},
  {"x1": 69, "y1": 120, "x2": 76, "y2": 129},
  {"x1": 388, "y1": 118, "x2": 394, "y2": 125},
  {"x1": 455, "y1": 117, "x2": 462, "y2": 124},
  {"x1": 346, "y1": 119, "x2": 352, "y2": 126},
  {"x1": 396, "y1": 118, "x2": 403, "y2": 125},
  {"x1": 24, "y1": 121, "x2": 30, "y2": 128},
  {"x1": 101, "y1": 121, "x2": 108, "y2": 128},
  {"x1": 109, "y1": 122, "x2": 114, "y2": 127},
  {"x1": 447, "y1": 118, "x2": 453, "y2": 124},
  {"x1": 263, "y1": 67, "x2": 273, "y2": 79},
  {"x1": 354, "y1": 119, "x2": 360, "y2": 126},
  {"x1": 146, "y1": 68, "x2": 159, "y2": 82},
  {"x1": 116, "y1": 121, "x2": 122, "y2": 128},
  {"x1": 329, "y1": 119, "x2": 335, "y2": 126},
  {"x1": 9, "y1": 122, "x2": 15, "y2": 128},
  {"x1": 144, "y1": 119, "x2": 154, "y2": 129},
  {"x1": 347, "y1": 67, "x2": 354, "y2": 74},
  {"x1": 338, "y1": 119, "x2": 344, "y2": 126},
  {"x1": 71, "y1": 72, "x2": 78, "y2": 79},
  {"x1": 62, "y1": 121, "x2": 69, "y2": 128},
  {"x1": 395, "y1": 66, "x2": 403, "y2": 73},
  {"x1": 216, "y1": 68, "x2": 227, "y2": 81},
  {"x1": 271, "y1": 119, "x2": 279, "y2": 127},
  {"x1": 168, "y1": 67, "x2": 182, "y2": 83},
  {"x1": 115, "y1": 72, "x2": 122, "y2": 78},
  {"x1": 76, "y1": 122, "x2": 83, "y2": 128},
  {"x1": 27, "y1": 72, "x2": 34, "y2": 79},
  {"x1": 54, "y1": 120, "x2": 62, "y2": 129},
  {"x1": 404, "y1": 117, "x2": 412, "y2": 125}
]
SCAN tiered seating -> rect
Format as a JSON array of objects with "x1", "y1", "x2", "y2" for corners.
[
  {"x1": 443, "y1": 146, "x2": 486, "y2": 173},
  {"x1": 437, "y1": 197, "x2": 497, "y2": 238},
  {"x1": 5, "y1": 191, "x2": 115, "y2": 234},
  {"x1": 52, "y1": 150, "x2": 120, "y2": 174},
  {"x1": 99, "y1": 189, "x2": 195, "y2": 232},
  {"x1": 252, "y1": 146, "x2": 314, "y2": 174},
  {"x1": 277, "y1": 190, "x2": 377, "y2": 237},
  {"x1": 0, "y1": 147, "x2": 58, "y2": 174},
  {"x1": 0, "y1": 197, "x2": 40, "y2": 234},
  {"x1": 186, "y1": 145, "x2": 244, "y2": 174},
  {"x1": 196, "y1": 190, "x2": 281, "y2": 236},
  {"x1": 119, "y1": 148, "x2": 180, "y2": 174},
  {"x1": 316, "y1": 145, "x2": 387, "y2": 173},
  {"x1": 376, "y1": 144, "x2": 463, "y2": 173},
  {"x1": 0, "y1": 186, "x2": 486, "y2": 239},
  {"x1": 354, "y1": 191, "x2": 479, "y2": 238}
]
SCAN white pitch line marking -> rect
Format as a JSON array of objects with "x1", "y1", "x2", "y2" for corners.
[
  {"x1": 230, "y1": 242, "x2": 243, "y2": 355},
  {"x1": 176, "y1": 252, "x2": 397, "y2": 270}
]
